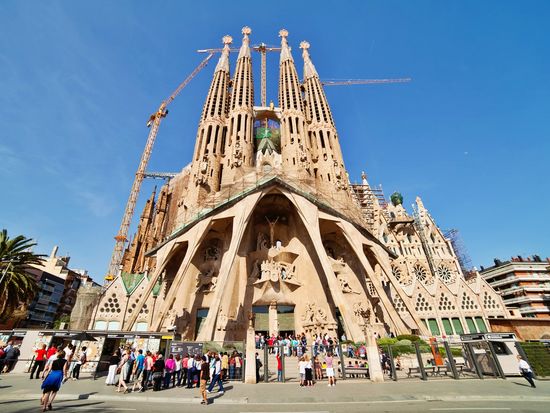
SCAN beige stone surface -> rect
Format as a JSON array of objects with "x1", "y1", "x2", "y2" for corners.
[{"x1": 91, "y1": 27, "x2": 508, "y2": 352}]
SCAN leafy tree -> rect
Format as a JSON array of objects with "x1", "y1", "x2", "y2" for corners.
[{"x1": 0, "y1": 229, "x2": 44, "y2": 319}]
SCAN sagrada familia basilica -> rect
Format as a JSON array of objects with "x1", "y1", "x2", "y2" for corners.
[{"x1": 89, "y1": 28, "x2": 508, "y2": 342}]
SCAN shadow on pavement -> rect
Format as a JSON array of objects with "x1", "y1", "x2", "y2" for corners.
[{"x1": 511, "y1": 381, "x2": 535, "y2": 387}]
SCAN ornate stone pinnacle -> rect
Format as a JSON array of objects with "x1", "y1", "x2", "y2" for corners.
[
  {"x1": 299, "y1": 41, "x2": 310, "y2": 50},
  {"x1": 279, "y1": 29, "x2": 289, "y2": 38},
  {"x1": 242, "y1": 26, "x2": 252, "y2": 36},
  {"x1": 222, "y1": 35, "x2": 233, "y2": 45}
]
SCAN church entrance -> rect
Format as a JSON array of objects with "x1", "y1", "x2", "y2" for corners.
[{"x1": 277, "y1": 305, "x2": 295, "y2": 337}]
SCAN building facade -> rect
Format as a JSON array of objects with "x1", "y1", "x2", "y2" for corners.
[
  {"x1": 16, "y1": 246, "x2": 98, "y2": 329},
  {"x1": 481, "y1": 256, "x2": 550, "y2": 318},
  {"x1": 90, "y1": 27, "x2": 508, "y2": 341}
]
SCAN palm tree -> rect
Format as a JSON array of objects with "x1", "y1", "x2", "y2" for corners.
[{"x1": 0, "y1": 229, "x2": 45, "y2": 318}]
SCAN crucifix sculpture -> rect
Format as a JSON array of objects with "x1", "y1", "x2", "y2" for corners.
[{"x1": 265, "y1": 216, "x2": 279, "y2": 247}]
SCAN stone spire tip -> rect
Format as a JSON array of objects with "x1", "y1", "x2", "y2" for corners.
[
  {"x1": 279, "y1": 28, "x2": 289, "y2": 39},
  {"x1": 300, "y1": 40, "x2": 318, "y2": 79},
  {"x1": 238, "y1": 27, "x2": 251, "y2": 59},
  {"x1": 222, "y1": 35, "x2": 233, "y2": 45}
]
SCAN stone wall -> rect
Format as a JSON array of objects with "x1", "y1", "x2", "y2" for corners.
[{"x1": 489, "y1": 318, "x2": 550, "y2": 340}]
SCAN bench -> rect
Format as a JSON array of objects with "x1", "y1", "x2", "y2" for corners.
[
  {"x1": 406, "y1": 366, "x2": 436, "y2": 377},
  {"x1": 343, "y1": 367, "x2": 370, "y2": 378}
]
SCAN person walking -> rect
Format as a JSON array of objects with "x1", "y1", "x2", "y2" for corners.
[
  {"x1": 131, "y1": 349, "x2": 145, "y2": 392},
  {"x1": 41, "y1": 350, "x2": 68, "y2": 412},
  {"x1": 186, "y1": 355, "x2": 197, "y2": 388},
  {"x1": 116, "y1": 349, "x2": 130, "y2": 393},
  {"x1": 63, "y1": 343, "x2": 74, "y2": 380},
  {"x1": 30, "y1": 343, "x2": 47, "y2": 379},
  {"x1": 207, "y1": 354, "x2": 224, "y2": 394},
  {"x1": 199, "y1": 355, "x2": 210, "y2": 405},
  {"x1": 517, "y1": 355, "x2": 536, "y2": 388},
  {"x1": 72, "y1": 346, "x2": 87, "y2": 380},
  {"x1": 325, "y1": 352, "x2": 335, "y2": 387},
  {"x1": 124, "y1": 348, "x2": 135, "y2": 384}
]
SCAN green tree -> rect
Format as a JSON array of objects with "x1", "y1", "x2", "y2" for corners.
[{"x1": 0, "y1": 229, "x2": 44, "y2": 319}]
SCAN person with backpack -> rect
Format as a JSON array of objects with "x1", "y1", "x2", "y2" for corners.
[{"x1": 71, "y1": 346, "x2": 87, "y2": 380}]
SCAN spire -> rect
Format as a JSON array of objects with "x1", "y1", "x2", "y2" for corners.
[
  {"x1": 300, "y1": 41, "x2": 318, "y2": 80},
  {"x1": 279, "y1": 29, "x2": 293, "y2": 63},
  {"x1": 238, "y1": 26, "x2": 251, "y2": 59},
  {"x1": 221, "y1": 26, "x2": 255, "y2": 186},
  {"x1": 215, "y1": 35, "x2": 232, "y2": 73}
]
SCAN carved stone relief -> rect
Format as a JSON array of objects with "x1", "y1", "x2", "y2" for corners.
[{"x1": 196, "y1": 268, "x2": 218, "y2": 293}]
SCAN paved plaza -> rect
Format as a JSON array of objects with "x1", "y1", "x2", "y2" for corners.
[{"x1": 0, "y1": 373, "x2": 548, "y2": 413}]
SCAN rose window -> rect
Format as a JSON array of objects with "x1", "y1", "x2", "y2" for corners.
[
  {"x1": 437, "y1": 265, "x2": 453, "y2": 283},
  {"x1": 413, "y1": 264, "x2": 428, "y2": 282}
]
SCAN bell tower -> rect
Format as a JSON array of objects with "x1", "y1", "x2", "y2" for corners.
[
  {"x1": 186, "y1": 35, "x2": 232, "y2": 208},
  {"x1": 278, "y1": 29, "x2": 312, "y2": 181},
  {"x1": 300, "y1": 40, "x2": 349, "y2": 193},
  {"x1": 222, "y1": 27, "x2": 255, "y2": 186}
]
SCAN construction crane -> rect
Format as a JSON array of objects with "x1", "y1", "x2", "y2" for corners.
[
  {"x1": 322, "y1": 78, "x2": 411, "y2": 86},
  {"x1": 104, "y1": 53, "x2": 215, "y2": 283},
  {"x1": 198, "y1": 43, "x2": 281, "y2": 107},
  {"x1": 143, "y1": 172, "x2": 178, "y2": 180}
]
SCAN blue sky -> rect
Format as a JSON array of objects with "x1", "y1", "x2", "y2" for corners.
[{"x1": 1, "y1": 0, "x2": 549, "y2": 281}]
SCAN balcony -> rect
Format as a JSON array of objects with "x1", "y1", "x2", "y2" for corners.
[
  {"x1": 503, "y1": 295, "x2": 550, "y2": 305},
  {"x1": 489, "y1": 274, "x2": 550, "y2": 288},
  {"x1": 519, "y1": 307, "x2": 550, "y2": 314}
]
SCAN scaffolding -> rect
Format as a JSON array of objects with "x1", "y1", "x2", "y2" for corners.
[
  {"x1": 444, "y1": 229, "x2": 474, "y2": 274},
  {"x1": 350, "y1": 182, "x2": 387, "y2": 230}
]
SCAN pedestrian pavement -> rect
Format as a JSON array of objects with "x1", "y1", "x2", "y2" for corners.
[{"x1": 0, "y1": 373, "x2": 549, "y2": 405}]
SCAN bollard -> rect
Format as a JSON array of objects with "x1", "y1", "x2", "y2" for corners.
[
  {"x1": 443, "y1": 341, "x2": 459, "y2": 380},
  {"x1": 281, "y1": 345, "x2": 286, "y2": 383},
  {"x1": 465, "y1": 342, "x2": 483, "y2": 379},
  {"x1": 338, "y1": 343, "x2": 346, "y2": 380},
  {"x1": 263, "y1": 345, "x2": 269, "y2": 383},
  {"x1": 414, "y1": 342, "x2": 428, "y2": 381}
]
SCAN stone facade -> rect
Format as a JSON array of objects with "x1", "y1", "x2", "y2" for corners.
[{"x1": 90, "y1": 27, "x2": 508, "y2": 341}]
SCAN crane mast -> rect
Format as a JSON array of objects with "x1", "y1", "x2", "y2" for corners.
[{"x1": 104, "y1": 53, "x2": 214, "y2": 282}]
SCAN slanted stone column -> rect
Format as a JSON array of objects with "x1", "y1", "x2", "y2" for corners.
[
  {"x1": 245, "y1": 313, "x2": 258, "y2": 383},
  {"x1": 365, "y1": 326, "x2": 384, "y2": 382}
]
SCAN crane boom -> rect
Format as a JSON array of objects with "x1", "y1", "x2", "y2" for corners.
[
  {"x1": 322, "y1": 78, "x2": 412, "y2": 86},
  {"x1": 105, "y1": 53, "x2": 215, "y2": 282}
]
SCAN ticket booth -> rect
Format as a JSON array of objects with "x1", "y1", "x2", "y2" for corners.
[{"x1": 460, "y1": 332, "x2": 520, "y2": 376}]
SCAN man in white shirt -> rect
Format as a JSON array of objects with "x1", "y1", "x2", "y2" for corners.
[
  {"x1": 517, "y1": 355, "x2": 536, "y2": 388},
  {"x1": 206, "y1": 354, "x2": 224, "y2": 393}
]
